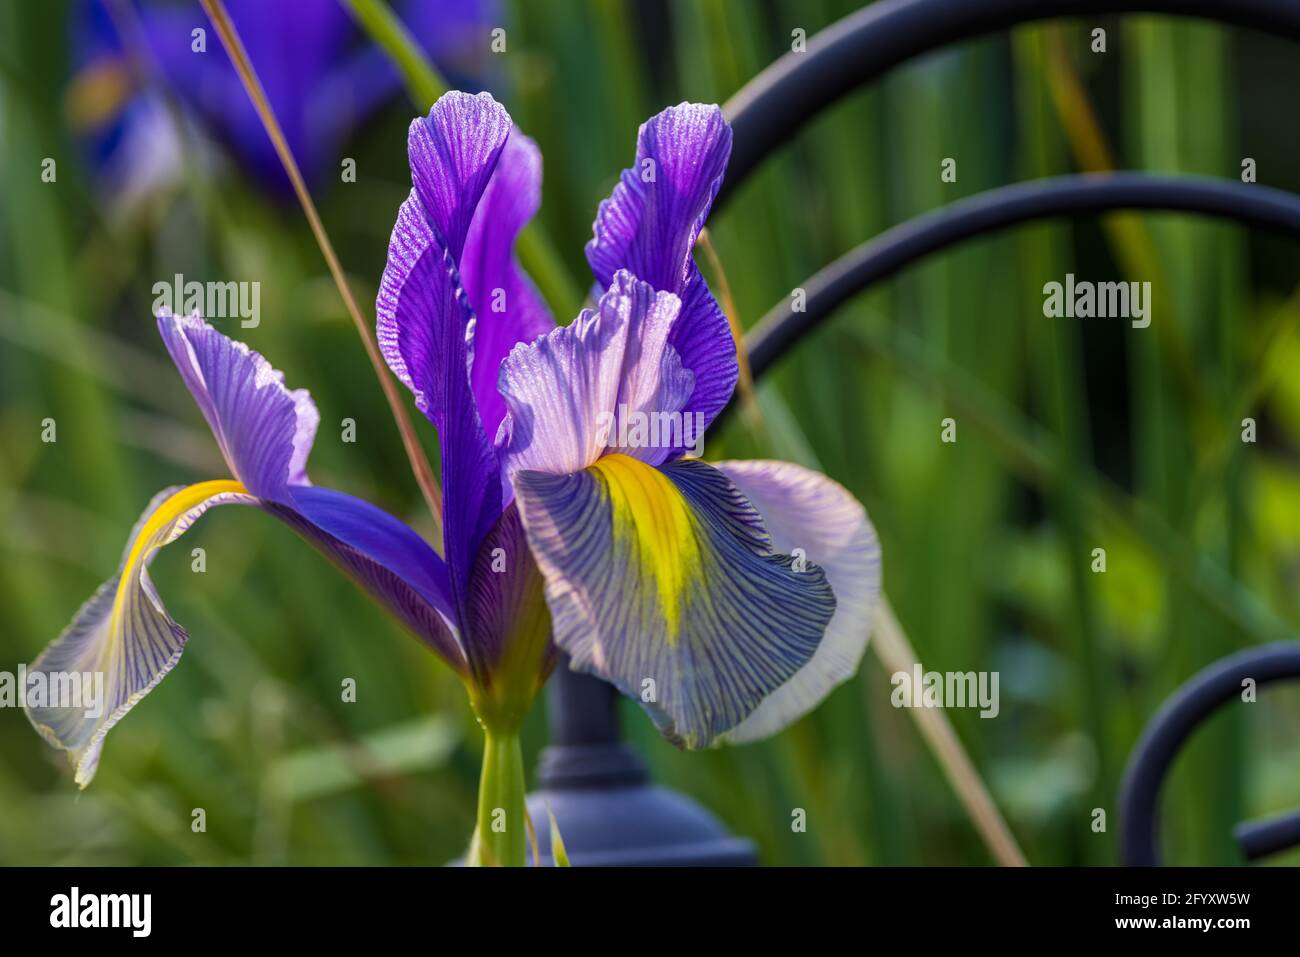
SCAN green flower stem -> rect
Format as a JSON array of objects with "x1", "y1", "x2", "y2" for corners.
[{"x1": 473, "y1": 729, "x2": 527, "y2": 867}]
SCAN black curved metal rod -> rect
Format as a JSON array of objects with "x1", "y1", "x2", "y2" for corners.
[
  {"x1": 1234, "y1": 809, "x2": 1300, "y2": 862},
  {"x1": 737, "y1": 173, "x2": 1300, "y2": 386},
  {"x1": 1117, "y1": 644, "x2": 1300, "y2": 866},
  {"x1": 718, "y1": 0, "x2": 1300, "y2": 208}
]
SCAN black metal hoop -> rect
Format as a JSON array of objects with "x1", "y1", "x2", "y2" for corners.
[
  {"x1": 718, "y1": 0, "x2": 1300, "y2": 210},
  {"x1": 726, "y1": 173, "x2": 1300, "y2": 389},
  {"x1": 1118, "y1": 644, "x2": 1300, "y2": 865}
]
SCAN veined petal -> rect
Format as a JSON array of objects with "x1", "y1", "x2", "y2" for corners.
[
  {"x1": 513, "y1": 454, "x2": 835, "y2": 748},
  {"x1": 25, "y1": 482, "x2": 256, "y2": 787},
  {"x1": 671, "y1": 273, "x2": 737, "y2": 438},
  {"x1": 281, "y1": 486, "x2": 464, "y2": 667},
  {"x1": 27, "y1": 481, "x2": 465, "y2": 788},
  {"x1": 158, "y1": 312, "x2": 319, "y2": 501},
  {"x1": 587, "y1": 103, "x2": 731, "y2": 292},
  {"x1": 497, "y1": 270, "x2": 694, "y2": 476},
  {"x1": 377, "y1": 192, "x2": 504, "y2": 628},
  {"x1": 713, "y1": 461, "x2": 882, "y2": 744},
  {"x1": 378, "y1": 91, "x2": 512, "y2": 404},
  {"x1": 376, "y1": 189, "x2": 447, "y2": 408},
  {"x1": 378, "y1": 92, "x2": 517, "y2": 623},
  {"x1": 462, "y1": 129, "x2": 555, "y2": 440},
  {"x1": 586, "y1": 103, "x2": 737, "y2": 439},
  {"x1": 408, "y1": 90, "x2": 511, "y2": 258},
  {"x1": 158, "y1": 310, "x2": 459, "y2": 639}
]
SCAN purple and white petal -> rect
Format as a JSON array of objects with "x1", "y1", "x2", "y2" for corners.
[
  {"x1": 585, "y1": 104, "x2": 738, "y2": 440},
  {"x1": 25, "y1": 483, "x2": 257, "y2": 787},
  {"x1": 462, "y1": 129, "x2": 555, "y2": 440},
  {"x1": 158, "y1": 312, "x2": 317, "y2": 502},
  {"x1": 513, "y1": 455, "x2": 836, "y2": 748},
  {"x1": 714, "y1": 460, "x2": 882, "y2": 744},
  {"x1": 26, "y1": 481, "x2": 465, "y2": 788},
  {"x1": 497, "y1": 270, "x2": 693, "y2": 476}
]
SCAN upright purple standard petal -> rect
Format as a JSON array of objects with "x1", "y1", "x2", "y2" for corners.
[
  {"x1": 461, "y1": 130, "x2": 554, "y2": 440},
  {"x1": 586, "y1": 104, "x2": 737, "y2": 440},
  {"x1": 408, "y1": 91, "x2": 512, "y2": 256},
  {"x1": 587, "y1": 104, "x2": 730, "y2": 291},
  {"x1": 378, "y1": 92, "x2": 551, "y2": 632}
]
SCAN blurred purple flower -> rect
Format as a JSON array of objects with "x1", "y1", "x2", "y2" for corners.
[{"x1": 71, "y1": 0, "x2": 498, "y2": 197}]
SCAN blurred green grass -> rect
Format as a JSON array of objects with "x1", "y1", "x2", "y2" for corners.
[{"x1": 1, "y1": 0, "x2": 1299, "y2": 866}]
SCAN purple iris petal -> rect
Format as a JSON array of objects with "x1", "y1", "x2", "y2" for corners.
[
  {"x1": 462, "y1": 129, "x2": 555, "y2": 440},
  {"x1": 73, "y1": 0, "x2": 499, "y2": 193},
  {"x1": 587, "y1": 104, "x2": 730, "y2": 290},
  {"x1": 377, "y1": 191, "x2": 504, "y2": 634},
  {"x1": 586, "y1": 103, "x2": 738, "y2": 442},
  {"x1": 408, "y1": 92, "x2": 513, "y2": 254},
  {"x1": 497, "y1": 270, "x2": 693, "y2": 476},
  {"x1": 279, "y1": 486, "x2": 463, "y2": 667},
  {"x1": 158, "y1": 312, "x2": 318, "y2": 502},
  {"x1": 288, "y1": 486, "x2": 456, "y2": 623},
  {"x1": 158, "y1": 311, "x2": 458, "y2": 645},
  {"x1": 27, "y1": 313, "x2": 471, "y2": 785},
  {"x1": 512, "y1": 456, "x2": 836, "y2": 748},
  {"x1": 379, "y1": 94, "x2": 509, "y2": 571}
]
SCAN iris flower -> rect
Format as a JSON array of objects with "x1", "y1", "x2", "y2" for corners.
[
  {"x1": 72, "y1": 0, "x2": 497, "y2": 195},
  {"x1": 26, "y1": 91, "x2": 880, "y2": 867}
]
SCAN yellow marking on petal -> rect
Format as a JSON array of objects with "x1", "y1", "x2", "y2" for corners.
[
  {"x1": 589, "y1": 454, "x2": 699, "y2": 644},
  {"x1": 109, "y1": 480, "x2": 248, "y2": 638}
]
